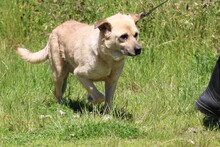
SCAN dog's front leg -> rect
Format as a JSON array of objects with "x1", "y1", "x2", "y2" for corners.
[
  {"x1": 104, "y1": 62, "x2": 124, "y2": 113},
  {"x1": 75, "y1": 75, "x2": 105, "y2": 104},
  {"x1": 104, "y1": 80, "x2": 118, "y2": 113}
]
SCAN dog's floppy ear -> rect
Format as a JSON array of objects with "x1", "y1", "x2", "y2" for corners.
[
  {"x1": 94, "y1": 19, "x2": 112, "y2": 32},
  {"x1": 130, "y1": 14, "x2": 141, "y2": 23}
]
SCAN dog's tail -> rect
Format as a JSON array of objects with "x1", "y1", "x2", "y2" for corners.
[{"x1": 16, "y1": 45, "x2": 48, "y2": 64}]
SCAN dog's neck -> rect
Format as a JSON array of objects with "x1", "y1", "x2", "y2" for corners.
[{"x1": 98, "y1": 44, "x2": 125, "y2": 62}]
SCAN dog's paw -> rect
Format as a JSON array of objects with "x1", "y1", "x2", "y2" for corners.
[
  {"x1": 57, "y1": 98, "x2": 65, "y2": 105},
  {"x1": 87, "y1": 95, "x2": 105, "y2": 104}
]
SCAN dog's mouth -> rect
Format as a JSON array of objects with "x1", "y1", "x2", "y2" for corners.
[
  {"x1": 121, "y1": 48, "x2": 128, "y2": 55},
  {"x1": 121, "y1": 48, "x2": 136, "y2": 56}
]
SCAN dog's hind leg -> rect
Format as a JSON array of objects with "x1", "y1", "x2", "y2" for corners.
[
  {"x1": 51, "y1": 63, "x2": 69, "y2": 104},
  {"x1": 62, "y1": 73, "x2": 69, "y2": 94},
  {"x1": 49, "y1": 35, "x2": 69, "y2": 104},
  {"x1": 53, "y1": 76, "x2": 64, "y2": 104},
  {"x1": 51, "y1": 62, "x2": 70, "y2": 104}
]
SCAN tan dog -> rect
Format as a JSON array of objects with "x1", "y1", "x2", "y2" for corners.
[{"x1": 16, "y1": 1, "x2": 167, "y2": 113}]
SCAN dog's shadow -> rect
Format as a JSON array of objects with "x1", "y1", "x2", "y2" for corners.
[
  {"x1": 203, "y1": 116, "x2": 220, "y2": 130},
  {"x1": 63, "y1": 98, "x2": 133, "y2": 120}
]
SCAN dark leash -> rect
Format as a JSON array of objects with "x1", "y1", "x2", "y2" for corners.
[{"x1": 139, "y1": 0, "x2": 168, "y2": 19}]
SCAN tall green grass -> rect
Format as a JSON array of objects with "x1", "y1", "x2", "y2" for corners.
[{"x1": 1, "y1": 0, "x2": 220, "y2": 146}]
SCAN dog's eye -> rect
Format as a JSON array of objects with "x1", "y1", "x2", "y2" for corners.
[
  {"x1": 119, "y1": 34, "x2": 128, "y2": 42},
  {"x1": 134, "y1": 33, "x2": 138, "y2": 39}
]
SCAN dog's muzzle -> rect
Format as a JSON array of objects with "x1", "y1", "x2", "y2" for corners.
[
  {"x1": 134, "y1": 45, "x2": 142, "y2": 55},
  {"x1": 121, "y1": 45, "x2": 142, "y2": 56}
]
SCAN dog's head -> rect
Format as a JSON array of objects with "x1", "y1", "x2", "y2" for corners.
[
  {"x1": 94, "y1": 14, "x2": 142, "y2": 59},
  {"x1": 94, "y1": 1, "x2": 168, "y2": 60}
]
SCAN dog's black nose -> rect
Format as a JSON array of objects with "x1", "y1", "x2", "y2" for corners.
[{"x1": 134, "y1": 45, "x2": 142, "y2": 55}]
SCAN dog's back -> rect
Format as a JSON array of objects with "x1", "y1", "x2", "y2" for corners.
[{"x1": 50, "y1": 20, "x2": 100, "y2": 68}]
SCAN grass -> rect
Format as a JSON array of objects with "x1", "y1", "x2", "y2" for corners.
[{"x1": 0, "y1": 0, "x2": 220, "y2": 146}]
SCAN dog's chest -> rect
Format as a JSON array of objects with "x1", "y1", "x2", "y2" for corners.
[{"x1": 73, "y1": 56, "x2": 114, "y2": 81}]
